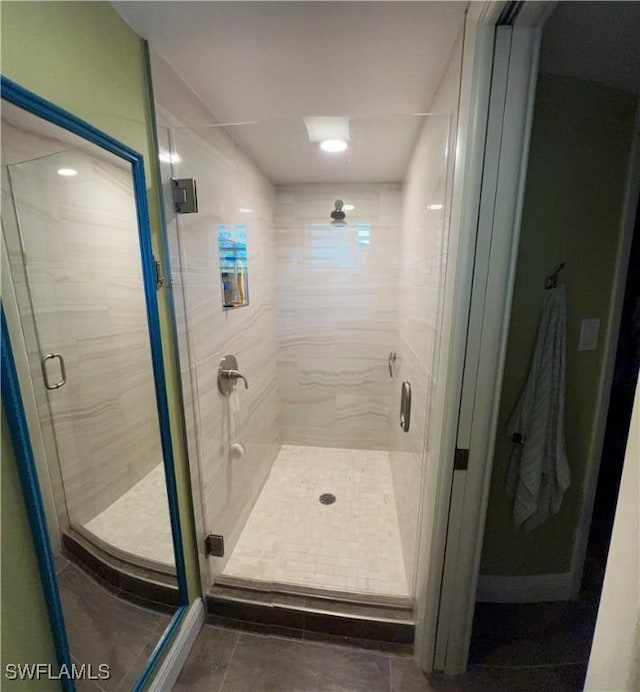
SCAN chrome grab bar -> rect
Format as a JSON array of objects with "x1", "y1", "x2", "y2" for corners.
[
  {"x1": 400, "y1": 380, "x2": 411, "y2": 432},
  {"x1": 41, "y1": 353, "x2": 66, "y2": 390}
]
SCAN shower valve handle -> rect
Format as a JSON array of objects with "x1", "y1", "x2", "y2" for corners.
[
  {"x1": 218, "y1": 354, "x2": 248, "y2": 395},
  {"x1": 225, "y1": 369, "x2": 249, "y2": 389}
]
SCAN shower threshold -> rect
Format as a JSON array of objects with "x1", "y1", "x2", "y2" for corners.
[
  {"x1": 215, "y1": 573, "x2": 412, "y2": 608},
  {"x1": 207, "y1": 581, "x2": 414, "y2": 650}
]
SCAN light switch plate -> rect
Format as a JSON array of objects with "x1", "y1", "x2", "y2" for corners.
[{"x1": 579, "y1": 318, "x2": 600, "y2": 351}]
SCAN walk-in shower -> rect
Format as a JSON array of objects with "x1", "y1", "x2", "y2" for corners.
[
  {"x1": 150, "y1": 26, "x2": 462, "y2": 617},
  {"x1": 154, "y1": 117, "x2": 454, "y2": 607}
]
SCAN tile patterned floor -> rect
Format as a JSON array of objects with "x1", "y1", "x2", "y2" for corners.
[
  {"x1": 173, "y1": 623, "x2": 584, "y2": 691},
  {"x1": 84, "y1": 463, "x2": 175, "y2": 568},
  {"x1": 56, "y1": 559, "x2": 171, "y2": 691},
  {"x1": 223, "y1": 445, "x2": 409, "y2": 598}
]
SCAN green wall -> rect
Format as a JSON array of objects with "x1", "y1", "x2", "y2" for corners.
[
  {"x1": 480, "y1": 74, "x2": 637, "y2": 576},
  {"x1": 1, "y1": 0, "x2": 200, "y2": 672},
  {"x1": 1, "y1": 408, "x2": 59, "y2": 691}
]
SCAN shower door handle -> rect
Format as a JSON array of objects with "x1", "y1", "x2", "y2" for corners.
[
  {"x1": 400, "y1": 380, "x2": 411, "y2": 432},
  {"x1": 41, "y1": 353, "x2": 67, "y2": 390}
]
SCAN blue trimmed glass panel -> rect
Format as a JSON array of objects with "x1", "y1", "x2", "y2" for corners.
[{"x1": 1, "y1": 76, "x2": 188, "y2": 691}]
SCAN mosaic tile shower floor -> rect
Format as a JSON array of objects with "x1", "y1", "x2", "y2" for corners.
[
  {"x1": 84, "y1": 463, "x2": 175, "y2": 569},
  {"x1": 223, "y1": 445, "x2": 409, "y2": 598}
]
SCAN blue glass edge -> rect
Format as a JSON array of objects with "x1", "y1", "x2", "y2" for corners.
[
  {"x1": 1, "y1": 308, "x2": 76, "y2": 692},
  {"x1": 1, "y1": 76, "x2": 140, "y2": 164},
  {"x1": 1, "y1": 74, "x2": 190, "y2": 683},
  {"x1": 132, "y1": 605, "x2": 188, "y2": 692}
]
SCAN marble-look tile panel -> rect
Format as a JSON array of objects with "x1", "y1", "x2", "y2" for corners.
[{"x1": 275, "y1": 183, "x2": 401, "y2": 449}]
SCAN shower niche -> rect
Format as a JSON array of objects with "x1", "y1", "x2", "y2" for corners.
[{"x1": 218, "y1": 223, "x2": 249, "y2": 308}]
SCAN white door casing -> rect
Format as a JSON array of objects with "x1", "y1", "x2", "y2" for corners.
[{"x1": 413, "y1": 1, "x2": 550, "y2": 674}]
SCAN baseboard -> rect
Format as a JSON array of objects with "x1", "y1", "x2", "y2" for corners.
[
  {"x1": 476, "y1": 572, "x2": 574, "y2": 603},
  {"x1": 148, "y1": 598, "x2": 205, "y2": 691}
]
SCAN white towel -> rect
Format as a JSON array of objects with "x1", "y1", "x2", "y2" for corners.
[{"x1": 506, "y1": 285, "x2": 571, "y2": 532}]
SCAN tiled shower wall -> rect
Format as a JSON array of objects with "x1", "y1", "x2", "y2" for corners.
[
  {"x1": 275, "y1": 184, "x2": 401, "y2": 449},
  {"x1": 2, "y1": 129, "x2": 162, "y2": 527},
  {"x1": 388, "y1": 34, "x2": 463, "y2": 593},
  {"x1": 153, "y1": 52, "x2": 280, "y2": 576}
]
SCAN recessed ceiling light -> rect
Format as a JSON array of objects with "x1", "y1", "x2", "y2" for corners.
[
  {"x1": 159, "y1": 151, "x2": 181, "y2": 164},
  {"x1": 239, "y1": 207, "x2": 253, "y2": 213},
  {"x1": 320, "y1": 139, "x2": 348, "y2": 153},
  {"x1": 343, "y1": 204, "x2": 355, "y2": 211},
  {"x1": 57, "y1": 168, "x2": 78, "y2": 177},
  {"x1": 427, "y1": 203, "x2": 443, "y2": 211}
]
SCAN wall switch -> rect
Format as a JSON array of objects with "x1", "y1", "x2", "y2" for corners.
[{"x1": 578, "y1": 318, "x2": 600, "y2": 351}]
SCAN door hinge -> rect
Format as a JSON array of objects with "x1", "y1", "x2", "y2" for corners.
[
  {"x1": 172, "y1": 177, "x2": 198, "y2": 214},
  {"x1": 153, "y1": 256, "x2": 165, "y2": 289},
  {"x1": 205, "y1": 534, "x2": 225, "y2": 558},
  {"x1": 454, "y1": 447, "x2": 469, "y2": 471}
]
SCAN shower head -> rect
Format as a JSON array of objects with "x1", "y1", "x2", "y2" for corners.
[{"x1": 330, "y1": 199, "x2": 346, "y2": 223}]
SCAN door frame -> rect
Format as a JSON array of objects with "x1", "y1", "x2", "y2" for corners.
[
  {"x1": 413, "y1": 1, "x2": 554, "y2": 674},
  {"x1": 1, "y1": 76, "x2": 190, "y2": 691},
  {"x1": 420, "y1": 0, "x2": 640, "y2": 675}
]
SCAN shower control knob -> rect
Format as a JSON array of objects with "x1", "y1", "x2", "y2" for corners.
[
  {"x1": 218, "y1": 354, "x2": 249, "y2": 395},
  {"x1": 225, "y1": 369, "x2": 248, "y2": 389}
]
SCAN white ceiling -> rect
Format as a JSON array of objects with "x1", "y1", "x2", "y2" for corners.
[
  {"x1": 196, "y1": 113, "x2": 439, "y2": 184},
  {"x1": 112, "y1": 1, "x2": 466, "y2": 183},
  {"x1": 540, "y1": 1, "x2": 640, "y2": 95}
]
